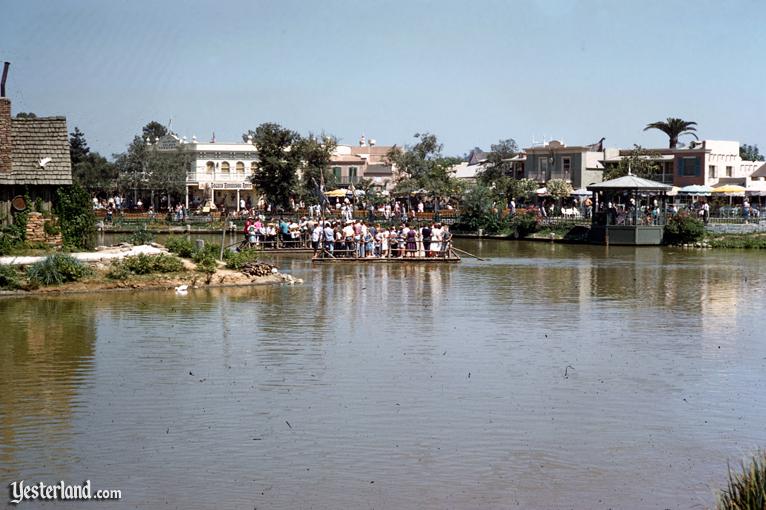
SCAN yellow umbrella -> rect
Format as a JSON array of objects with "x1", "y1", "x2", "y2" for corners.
[
  {"x1": 711, "y1": 185, "x2": 746, "y2": 194},
  {"x1": 325, "y1": 188, "x2": 349, "y2": 198}
]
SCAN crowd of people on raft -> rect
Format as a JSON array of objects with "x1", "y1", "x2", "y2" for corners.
[{"x1": 241, "y1": 216, "x2": 453, "y2": 258}]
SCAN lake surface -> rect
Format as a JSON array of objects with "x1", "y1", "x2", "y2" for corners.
[{"x1": 2, "y1": 240, "x2": 765, "y2": 509}]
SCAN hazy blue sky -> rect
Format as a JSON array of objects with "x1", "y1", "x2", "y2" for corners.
[{"x1": 2, "y1": 0, "x2": 764, "y2": 157}]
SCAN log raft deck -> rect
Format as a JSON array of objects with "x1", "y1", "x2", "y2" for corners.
[{"x1": 311, "y1": 250, "x2": 461, "y2": 264}]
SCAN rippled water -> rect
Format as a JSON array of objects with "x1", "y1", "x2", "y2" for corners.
[{"x1": 2, "y1": 240, "x2": 765, "y2": 509}]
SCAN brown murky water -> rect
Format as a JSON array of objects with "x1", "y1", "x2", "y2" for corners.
[{"x1": 1, "y1": 240, "x2": 765, "y2": 509}]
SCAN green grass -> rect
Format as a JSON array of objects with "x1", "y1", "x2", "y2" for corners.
[
  {"x1": 717, "y1": 451, "x2": 766, "y2": 510},
  {"x1": 708, "y1": 234, "x2": 766, "y2": 249},
  {"x1": 26, "y1": 254, "x2": 91, "y2": 287}
]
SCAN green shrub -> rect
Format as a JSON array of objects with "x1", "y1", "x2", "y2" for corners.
[
  {"x1": 55, "y1": 184, "x2": 96, "y2": 250},
  {"x1": 195, "y1": 257, "x2": 218, "y2": 275},
  {"x1": 716, "y1": 451, "x2": 766, "y2": 510},
  {"x1": 192, "y1": 242, "x2": 220, "y2": 264},
  {"x1": 0, "y1": 264, "x2": 21, "y2": 290},
  {"x1": 663, "y1": 212, "x2": 705, "y2": 245},
  {"x1": 43, "y1": 219, "x2": 61, "y2": 236},
  {"x1": 509, "y1": 208, "x2": 541, "y2": 238},
  {"x1": 0, "y1": 233, "x2": 19, "y2": 256},
  {"x1": 118, "y1": 253, "x2": 185, "y2": 275},
  {"x1": 164, "y1": 236, "x2": 195, "y2": 257},
  {"x1": 26, "y1": 254, "x2": 91, "y2": 286},
  {"x1": 105, "y1": 262, "x2": 131, "y2": 280},
  {"x1": 125, "y1": 228, "x2": 155, "y2": 246},
  {"x1": 224, "y1": 249, "x2": 259, "y2": 269},
  {"x1": 708, "y1": 234, "x2": 766, "y2": 249}
]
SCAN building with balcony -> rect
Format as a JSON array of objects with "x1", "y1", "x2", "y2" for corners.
[
  {"x1": 602, "y1": 140, "x2": 762, "y2": 188},
  {"x1": 155, "y1": 134, "x2": 258, "y2": 211},
  {"x1": 522, "y1": 140, "x2": 607, "y2": 188},
  {"x1": 329, "y1": 136, "x2": 397, "y2": 190}
]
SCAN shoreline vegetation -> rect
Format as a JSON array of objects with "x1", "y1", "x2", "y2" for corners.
[{"x1": 0, "y1": 238, "x2": 299, "y2": 296}]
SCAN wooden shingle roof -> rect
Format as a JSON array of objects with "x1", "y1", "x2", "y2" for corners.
[{"x1": 0, "y1": 116, "x2": 72, "y2": 185}]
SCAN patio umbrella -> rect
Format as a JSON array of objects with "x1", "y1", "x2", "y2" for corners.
[
  {"x1": 325, "y1": 188, "x2": 349, "y2": 198},
  {"x1": 570, "y1": 187, "x2": 591, "y2": 196},
  {"x1": 666, "y1": 186, "x2": 681, "y2": 196},
  {"x1": 711, "y1": 184, "x2": 746, "y2": 194},
  {"x1": 535, "y1": 187, "x2": 548, "y2": 195},
  {"x1": 679, "y1": 184, "x2": 712, "y2": 195}
]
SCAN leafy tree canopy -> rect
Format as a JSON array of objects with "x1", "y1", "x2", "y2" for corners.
[
  {"x1": 249, "y1": 122, "x2": 303, "y2": 210},
  {"x1": 69, "y1": 127, "x2": 90, "y2": 166},
  {"x1": 15, "y1": 112, "x2": 37, "y2": 118},
  {"x1": 480, "y1": 138, "x2": 519, "y2": 184},
  {"x1": 296, "y1": 133, "x2": 337, "y2": 204},
  {"x1": 644, "y1": 118, "x2": 698, "y2": 148},
  {"x1": 388, "y1": 133, "x2": 463, "y2": 198},
  {"x1": 740, "y1": 143, "x2": 765, "y2": 161},
  {"x1": 142, "y1": 121, "x2": 168, "y2": 142},
  {"x1": 603, "y1": 145, "x2": 662, "y2": 181},
  {"x1": 546, "y1": 178, "x2": 573, "y2": 200}
]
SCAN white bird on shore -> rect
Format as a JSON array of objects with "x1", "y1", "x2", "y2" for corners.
[{"x1": 175, "y1": 284, "x2": 188, "y2": 294}]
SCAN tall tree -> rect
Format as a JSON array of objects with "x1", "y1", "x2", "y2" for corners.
[
  {"x1": 643, "y1": 118, "x2": 698, "y2": 148},
  {"x1": 15, "y1": 112, "x2": 37, "y2": 118},
  {"x1": 114, "y1": 121, "x2": 189, "y2": 207},
  {"x1": 249, "y1": 123, "x2": 303, "y2": 210},
  {"x1": 480, "y1": 138, "x2": 518, "y2": 184},
  {"x1": 740, "y1": 143, "x2": 764, "y2": 161},
  {"x1": 72, "y1": 153, "x2": 117, "y2": 192},
  {"x1": 69, "y1": 127, "x2": 90, "y2": 166},
  {"x1": 142, "y1": 121, "x2": 168, "y2": 142},
  {"x1": 388, "y1": 132, "x2": 462, "y2": 197},
  {"x1": 296, "y1": 133, "x2": 337, "y2": 204}
]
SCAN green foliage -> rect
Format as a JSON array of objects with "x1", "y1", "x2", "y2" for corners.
[
  {"x1": 73, "y1": 152, "x2": 118, "y2": 192},
  {"x1": 740, "y1": 143, "x2": 764, "y2": 162},
  {"x1": 480, "y1": 138, "x2": 518, "y2": 184},
  {"x1": 33, "y1": 197, "x2": 44, "y2": 213},
  {"x1": 389, "y1": 133, "x2": 463, "y2": 198},
  {"x1": 15, "y1": 112, "x2": 37, "y2": 118},
  {"x1": 663, "y1": 212, "x2": 705, "y2": 245},
  {"x1": 115, "y1": 253, "x2": 185, "y2": 275},
  {"x1": 195, "y1": 257, "x2": 218, "y2": 275},
  {"x1": 43, "y1": 219, "x2": 61, "y2": 236},
  {"x1": 192, "y1": 242, "x2": 221, "y2": 264},
  {"x1": 716, "y1": 451, "x2": 766, "y2": 510},
  {"x1": 643, "y1": 117, "x2": 698, "y2": 148},
  {"x1": 708, "y1": 234, "x2": 766, "y2": 249},
  {"x1": 142, "y1": 121, "x2": 168, "y2": 141},
  {"x1": 546, "y1": 179, "x2": 573, "y2": 200},
  {"x1": 297, "y1": 133, "x2": 337, "y2": 204},
  {"x1": 5, "y1": 204, "x2": 29, "y2": 245},
  {"x1": 249, "y1": 123, "x2": 303, "y2": 210},
  {"x1": 125, "y1": 227, "x2": 155, "y2": 245},
  {"x1": 0, "y1": 264, "x2": 21, "y2": 290},
  {"x1": 55, "y1": 184, "x2": 97, "y2": 250},
  {"x1": 456, "y1": 184, "x2": 507, "y2": 234},
  {"x1": 510, "y1": 178, "x2": 538, "y2": 199},
  {"x1": 69, "y1": 127, "x2": 90, "y2": 166},
  {"x1": 0, "y1": 234, "x2": 16, "y2": 256},
  {"x1": 224, "y1": 249, "x2": 259, "y2": 269},
  {"x1": 26, "y1": 254, "x2": 91, "y2": 286},
  {"x1": 164, "y1": 235, "x2": 195, "y2": 257},
  {"x1": 508, "y1": 208, "x2": 541, "y2": 238},
  {"x1": 604, "y1": 145, "x2": 663, "y2": 181}
]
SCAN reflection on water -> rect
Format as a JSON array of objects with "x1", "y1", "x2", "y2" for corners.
[{"x1": 1, "y1": 240, "x2": 766, "y2": 509}]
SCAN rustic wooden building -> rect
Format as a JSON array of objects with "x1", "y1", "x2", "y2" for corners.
[{"x1": 0, "y1": 93, "x2": 72, "y2": 225}]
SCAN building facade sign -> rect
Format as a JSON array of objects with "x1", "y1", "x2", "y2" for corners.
[{"x1": 199, "y1": 182, "x2": 253, "y2": 190}]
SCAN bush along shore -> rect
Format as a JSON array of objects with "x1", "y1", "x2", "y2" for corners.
[{"x1": 0, "y1": 237, "x2": 300, "y2": 295}]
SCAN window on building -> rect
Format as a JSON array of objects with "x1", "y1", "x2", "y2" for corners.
[
  {"x1": 726, "y1": 165, "x2": 733, "y2": 177},
  {"x1": 681, "y1": 157, "x2": 698, "y2": 176},
  {"x1": 332, "y1": 166, "x2": 341, "y2": 180},
  {"x1": 562, "y1": 157, "x2": 571, "y2": 181},
  {"x1": 250, "y1": 162, "x2": 257, "y2": 174},
  {"x1": 537, "y1": 158, "x2": 549, "y2": 181},
  {"x1": 221, "y1": 162, "x2": 230, "y2": 173},
  {"x1": 708, "y1": 165, "x2": 716, "y2": 178},
  {"x1": 236, "y1": 161, "x2": 245, "y2": 173},
  {"x1": 349, "y1": 166, "x2": 358, "y2": 183},
  {"x1": 206, "y1": 161, "x2": 214, "y2": 173}
]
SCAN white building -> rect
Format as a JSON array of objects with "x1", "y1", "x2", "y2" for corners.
[{"x1": 155, "y1": 134, "x2": 258, "y2": 211}]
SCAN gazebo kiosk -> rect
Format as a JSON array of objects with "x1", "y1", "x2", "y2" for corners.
[{"x1": 587, "y1": 174, "x2": 672, "y2": 245}]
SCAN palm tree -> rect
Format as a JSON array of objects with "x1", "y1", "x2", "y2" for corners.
[{"x1": 643, "y1": 118, "x2": 699, "y2": 148}]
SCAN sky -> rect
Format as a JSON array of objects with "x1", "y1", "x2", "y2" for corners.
[{"x1": 2, "y1": 0, "x2": 765, "y2": 158}]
